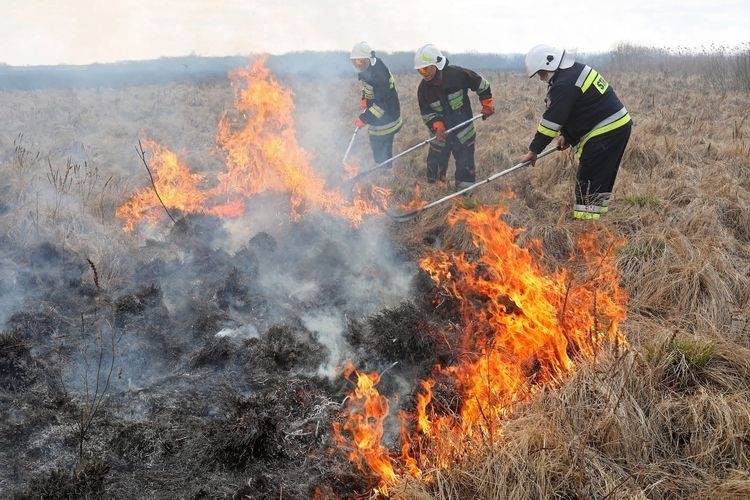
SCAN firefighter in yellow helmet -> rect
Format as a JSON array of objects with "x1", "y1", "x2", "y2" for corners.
[
  {"x1": 521, "y1": 44, "x2": 632, "y2": 220},
  {"x1": 414, "y1": 44, "x2": 494, "y2": 189},
  {"x1": 349, "y1": 41, "x2": 403, "y2": 166}
]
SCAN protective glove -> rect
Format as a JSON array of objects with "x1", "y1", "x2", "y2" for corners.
[
  {"x1": 433, "y1": 121, "x2": 447, "y2": 141},
  {"x1": 480, "y1": 98, "x2": 495, "y2": 120},
  {"x1": 354, "y1": 117, "x2": 366, "y2": 129},
  {"x1": 360, "y1": 98, "x2": 368, "y2": 110}
]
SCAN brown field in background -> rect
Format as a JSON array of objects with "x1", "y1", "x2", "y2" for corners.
[{"x1": 1, "y1": 59, "x2": 749, "y2": 498}]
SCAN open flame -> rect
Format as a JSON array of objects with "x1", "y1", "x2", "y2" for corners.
[
  {"x1": 334, "y1": 204, "x2": 628, "y2": 492},
  {"x1": 116, "y1": 56, "x2": 385, "y2": 232},
  {"x1": 113, "y1": 55, "x2": 628, "y2": 495},
  {"x1": 333, "y1": 361, "x2": 398, "y2": 493}
]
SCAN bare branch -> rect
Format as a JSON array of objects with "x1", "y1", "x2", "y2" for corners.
[{"x1": 136, "y1": 139, "x2": 176, "y2": 225}]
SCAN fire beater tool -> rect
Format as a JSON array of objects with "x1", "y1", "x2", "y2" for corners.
[
  {"x1": 341, "y1": 126, "x2": 360, "y2": 165},
  {"x1": 386, "y1": 146, "x2": 560, "y2": 222},
  {"x1": 344, "y1": 114, "x2": 484, "y2": 189}
]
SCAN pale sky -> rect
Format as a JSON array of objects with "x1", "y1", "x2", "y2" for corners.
[{"x1": 1, "y1": 0, "x2": 747, "y2": 66}]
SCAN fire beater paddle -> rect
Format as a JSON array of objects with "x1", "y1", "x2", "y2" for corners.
[
  {"x1": 341, "y1": 126, "x2": 360, "y2": 165},
  {"x1": 344, "y1": 114, "x2": 484, "y2": 189},
  {"x1": 386, "y1": 146, "x2": 560, "y2": 222}
]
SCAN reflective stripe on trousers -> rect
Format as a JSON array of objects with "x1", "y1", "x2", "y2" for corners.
[
  {"x1": 573, "y1": 192, "x2": 611, "y2": 219},
  {"x1": 573, "y1": 210, "x2": 601, "y2": 220}
]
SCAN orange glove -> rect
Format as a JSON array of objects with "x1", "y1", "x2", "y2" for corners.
[
  {"x1": 360, "y1": 98, "x2": 368, "y2": 110},
  {"x1": 433, "y1": 121, "x2": 446, "y2": 141},
  {"x1": 355, "y1": 117, "x2": 366, "y2": 129},
  {"x1": 480, "y1": 98, "x2": 494, "y2": 120}
]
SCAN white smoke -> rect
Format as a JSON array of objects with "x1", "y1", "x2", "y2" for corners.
[{"x1": 299, "y1": 308, "x2": 349, "y2": 379}]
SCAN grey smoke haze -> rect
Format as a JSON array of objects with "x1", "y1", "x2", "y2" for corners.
[{"x1": 0, "y1": 63, "x2": 418, "y2": 396}]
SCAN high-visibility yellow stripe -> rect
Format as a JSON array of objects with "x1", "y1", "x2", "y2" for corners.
[
  {"x1": 537, "y1": 123, "x2": 558, "y2": 138},
  {"x1": 456, "y1": 124, "x2": 476, "y2": 144},
  {"x1": 369, "y1": 117, "x2": 403, "y2": 136},
  {"x1": 575, "y1": 110, "x2": 631, "y2": 158},
  {"x1": 370, "y1": 104, "x2": 385, "y2": 118},
  {"x1": 478, "y1": 78, "x2": 490, "y2": 93},
  {"x1": 573, "y1": 210, "x2": 601, "y2": 220},
  {"x1": 580, "y1": 69, "x2": 599, "y2": 93}
]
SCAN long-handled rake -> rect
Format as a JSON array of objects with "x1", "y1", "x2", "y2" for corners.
[
  {"x1": 344, "y1": 114, "x2": 483, "y2": 190},
  {"x1": 341, "y1": 126, "x2": 360, "y2": 165},
  {"x1": 386, "y1": 146, "x2": 560, "y2": 222}
]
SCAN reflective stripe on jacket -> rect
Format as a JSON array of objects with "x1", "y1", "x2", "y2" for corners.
[
  {"x1": 358, "y1": 58, "x2": 403, "y2": 136},
  {"x1": 573, "y1": 107, "x2": 631, "y2": 157},
  {"x1": 417, "y1": 61, "x2": 492, "y2": 145},
  {"x1": 529, "y1": 62, "x2": 629, "y2": 155}
]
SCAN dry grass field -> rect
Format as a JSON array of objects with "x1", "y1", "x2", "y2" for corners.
[{"x1": 1, "y1": 52, "x2": 749, "y2": 499}]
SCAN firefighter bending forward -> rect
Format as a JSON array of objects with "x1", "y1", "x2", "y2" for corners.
[
  {"x1": 522, "y1": 44, "x2": 632, "y2": 220},
  {"x1": 350, "y1": 41, "x2": 403, "y2": 166}
]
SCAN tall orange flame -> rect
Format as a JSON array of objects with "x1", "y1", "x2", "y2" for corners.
[
  {"x1": 333, "y1": 361, "x2": 398, "y2": 495},
  {"x1": 116, "y1": 57, "x2": 384, "y2": 232},
  {"x1": 335, "y1": 204, "x2": 628, "y2": 491}
]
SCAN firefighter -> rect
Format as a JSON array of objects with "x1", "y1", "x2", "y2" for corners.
[
  {"x1": 350, "y1": 41, "x2": 403, "y2": 166},
  {"x1": 521, "y1": 44, "x2": 632, "y2": 220},
  {"x1": 414, "y1": 44, "x2": 494, "y2": 190}
]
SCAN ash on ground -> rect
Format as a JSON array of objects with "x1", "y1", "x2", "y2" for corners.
[{"x1": 0, "y1": 212, "x2": 459, "y2": 499}]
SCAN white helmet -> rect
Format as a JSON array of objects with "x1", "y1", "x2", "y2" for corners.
[
  {"x1": 350, "y1": 41, "x2": 376, "y2": 65},
  {"x1": 414, "y1": 44, "x2": 446, "y2": 70},
  {"x1": 525, "y1": 44, "x2": 576, "y2": 78}
]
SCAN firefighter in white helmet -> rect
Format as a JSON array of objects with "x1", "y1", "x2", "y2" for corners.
[
  {"x1": 414, "y1": 44, "x2": 494, "y2": 189},
  {"x1": 521, "y1": 44, "x2": 632, "y2": 220},
  {"x1": 349, "y1": 41, "x2": 403, "y2": 166}
]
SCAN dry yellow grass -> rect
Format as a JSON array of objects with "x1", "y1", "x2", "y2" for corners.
[{"x1": 377, "y1": 69, "x2": 750, "y2": 499}]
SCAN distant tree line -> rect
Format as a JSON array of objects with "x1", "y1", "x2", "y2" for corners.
[
  {"x1": 605, "y1": 43, "x2": 750, "y2": 91},
  {"x1": 1, "y1": 44, "x2": 747, "y2": 91},
  {"x1": 0, "y1": 56, "x2": 249, "y2": 90},
  {"x1": 0, "y1": 52, "x2": 524, "y2": 90}
]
